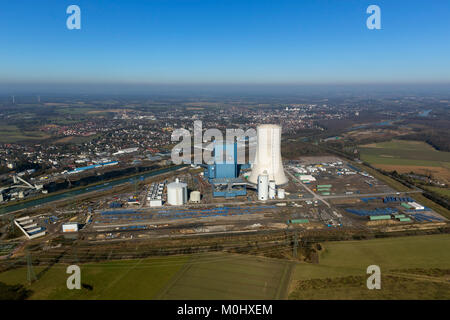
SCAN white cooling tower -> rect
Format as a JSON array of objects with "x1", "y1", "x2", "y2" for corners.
[{"x1": 249, "y1": 124, "x2": 288, "y2": 185}]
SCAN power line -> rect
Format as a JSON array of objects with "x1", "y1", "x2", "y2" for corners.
[
  {"x1": 26, "y1": 251, "x2": 37, "y2": 284},
  {"x1": 293, "y1": 231, "x2": 298, "y2": 259}
]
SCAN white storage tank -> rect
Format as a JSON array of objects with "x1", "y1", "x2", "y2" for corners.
[
  {"x1": 277, "y1": 188, "x2": 285, "y2": 199},
  {"x1": 167, "y1": 178, "x2": 188, "y2": 206},
  {"x1": 190, "y1": 191, "x2": 201, "y2": 203},
  {"x1": 268, "y1": 180, "x2": 276, "y2": 199},
  {"x1": 258, "y1": 172, "x2": 269, "y2": 201}
]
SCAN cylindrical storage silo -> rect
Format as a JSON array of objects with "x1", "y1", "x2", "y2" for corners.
[
  {"x1": 189, "y1": 191, "x2": 201, "y2": 203},
  {"x1": 268, "y1": 180, "x2": 276, "y2": 199},
  {"x1": 277, "y1": 188, "x2": 285, "y2": 199},
  {"x1": 258, "y1": 172, "x2": 269, "y2": 201},
  {"x1": 167, "y1": 178, "x2": 188, "y2": 205}
]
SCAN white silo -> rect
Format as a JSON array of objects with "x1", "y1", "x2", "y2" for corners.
[
  {"x1": 258, "y1": 172, "x2": 269, "y2": 201},
  {"x1": 277, "y1": 188, "x2": 285, "y2": 199},
  {"x1": 167, "y1": 178, "x2": 187, "y2": 206},
  {"x1": 249, "y1": 124, "x2": 288, "y2": 186},
  {"x1": 189, "y1": 191, "x2": 201, "y2": 203},
  {"x1": 268, "y1": 180, "x2": 276, "y2": 199}
]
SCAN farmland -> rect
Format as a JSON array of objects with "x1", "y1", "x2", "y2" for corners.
[
  {"x1": 156, "y1": 253, "x2": 293, "y2": 300},
  {"x1": 359, "y1": 140, "x2": 450, "y2": 182},
  {"x1": 0, "y1": 253, "x2": 292, "y2": 300},
  {"x1": 425, "y1": 186, "x2": 450, "y2": 201},
  {"x1": 289, "y1": 234, "x2": 450, "y2": 299},
  {"x1": 0, "y1": 124, "x2": 50, "y2": 143},
  {"x1": 0, "y1": 235, "x2": 449, "y2": 300},
  {"x1": 0, "y1": 256, "x2": 189, "y2": 300}
]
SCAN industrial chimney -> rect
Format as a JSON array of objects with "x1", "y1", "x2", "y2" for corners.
[{"x1": 249, "y1": 124, "x2": 288, "y2": 185}]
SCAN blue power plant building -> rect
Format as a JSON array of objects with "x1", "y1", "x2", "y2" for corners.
[
  {"x1": 207, "y1": 142, "x2": 238, "y2": 179},
  {"x1": 205, "y1": 142, "x2": 248, "y2": 198}
]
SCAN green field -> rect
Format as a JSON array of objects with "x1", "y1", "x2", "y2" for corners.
[
  {"x1": 156, "y1": 253, "x2": 293, "y2": 300},
  {"x1": 289, "y1": 234, "x2": 450, "y2": 299},
  {"x1": 1, "y1": 235, "x2": 449, "y2": 300},
  {"x1": 425, "y1": 186, "x2": 450, "y2": 200},
  {"x1": 0, "y1": 253, "x2": 292, "y2": 300},
  {"x1": 0, "y1": 256, "x2": 189, "y2": 300},
  {"x1": 359, "y1": 140, "x2": 450, "y2": 166},
  {"x1": 0, "y1": 124, "x2": 50, "y2": 143}
]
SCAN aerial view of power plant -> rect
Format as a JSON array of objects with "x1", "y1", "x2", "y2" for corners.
[{"x1": 0, "y1": 0, "x2": 449, "y2": 316}]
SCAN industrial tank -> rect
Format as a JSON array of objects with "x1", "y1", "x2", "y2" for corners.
[
  {"x1": 277, "y1": 188, "x2": 285, "y2": 199},
  {"x1": 189, "y1": 191, "x2": 201, "y2": 203},
  {"x1": 268, "y1": 180, "x2": 276, "y2": 199},
  {"x1": 167, "y1": 178, "x2": 188, "y2": 205},
  {"x1": 258, "y1": 172, "x2": 269, "y2": 201}
]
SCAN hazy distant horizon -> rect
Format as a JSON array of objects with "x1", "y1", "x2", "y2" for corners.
[{"x1": 1, "y1": 82, "x2": 449, "y2": 97}]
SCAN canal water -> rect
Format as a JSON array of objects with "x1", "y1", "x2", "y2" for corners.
[{"x1": 0, "y1": 165, "x2": 184, "y2": 215}]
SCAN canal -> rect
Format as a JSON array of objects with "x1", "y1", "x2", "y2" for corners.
[{"x1": 0, "y1": 165, "x2": 184, "y2": 215}]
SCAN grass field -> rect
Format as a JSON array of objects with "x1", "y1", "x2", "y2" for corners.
[
  {"x1": 0, "y1": 253, "x2": 292, "y2": 300},
  {"x1": 289, "y1": 273, "x2": 450, "y2": 299},
  {"x1": 1, "y1": 235, "x2": 449, "y2": 300},
  {"x1": 289, "y1": 234, "x2": 450, "y2": 299},
  {"x1": 0, "y1": 124, "x2": 50, "y2": 143},
  {"x1": 360, "y1": 140, "x2": 450, "y2": 164},
  {"x1": 156, "y1": 253, "x2": 293, "y2": 300},
  {"x1": 359, "y1": 140, "x2": 450, "y2": 182},
  {"x1": 0, "y1": 256, "x2": 189, "y2": 300},
  {"x1": 425, "y1": 186, "x2": 450, "y2": 200}
]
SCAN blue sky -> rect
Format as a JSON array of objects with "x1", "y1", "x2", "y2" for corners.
[{"x1": 0, "y1": 0, "x2": 449, "y2": 85}]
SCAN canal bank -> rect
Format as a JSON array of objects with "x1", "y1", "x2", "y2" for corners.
[{"x1": 0, "y1": 165, "x2": 185, "y2": 216}]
